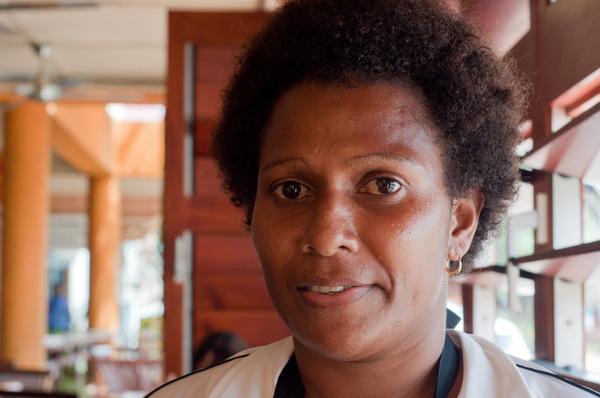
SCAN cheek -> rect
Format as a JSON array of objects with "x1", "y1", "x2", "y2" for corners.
[
  {"x1": 251, "y1": 232, "x2": 284, "y2": 304},
  {"x1": 374, "y1": 201, "x2": 450, "y2": 278},
  {"x1": 375, "y1": 199, "x2": 446, "y2": 247},
  {"x1": 251, "y1": 214, "x2": 288, "y2": 283}
]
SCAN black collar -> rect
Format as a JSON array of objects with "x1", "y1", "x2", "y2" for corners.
[
  {"x1": 274, "y1": 333, "x2": 460, "y2": 398},
  {"x1": 435, "y1": 334, "x2": 460, "y2": 398}
]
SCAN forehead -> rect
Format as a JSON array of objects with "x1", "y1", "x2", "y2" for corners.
[{"x1": 260, "y1": 82, "x2": 442, "y2": 165}]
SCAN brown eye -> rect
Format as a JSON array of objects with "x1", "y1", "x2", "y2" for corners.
[
  {"x1": 374, "y1": 178, "x2": 400, "y2": 194},
  {"x1": 276, "y1": 181, "x2": 305, "y2": 199}
]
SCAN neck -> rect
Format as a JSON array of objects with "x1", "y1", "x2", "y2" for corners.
[{"x1": 294, "y1": 322, "x2": 446, "y2": 398}]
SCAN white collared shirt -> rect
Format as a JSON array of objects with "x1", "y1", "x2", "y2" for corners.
[{"x1": 146, "y1": 330, "x2": 599, "y2": 397}]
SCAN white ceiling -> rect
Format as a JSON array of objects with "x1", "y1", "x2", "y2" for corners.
[
  {"x1": 0, "y1": 0, "x2": 276, "y2": 92},
  {"x1": 0, "y1": 0, "x2": 529, "y2": 99}
]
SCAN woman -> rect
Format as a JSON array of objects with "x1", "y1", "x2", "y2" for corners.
[{"x1": 147, "y1": 0, "x2": 599, "y2": 396}]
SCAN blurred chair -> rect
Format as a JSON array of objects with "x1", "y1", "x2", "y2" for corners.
[
  {"x1": 93, "y1": 357, "x2": 164, "y2": 396},
  {"x1": 0, "y1": 362, "x2": 14, "y2": 372},
  {"x1": 0, "y1": 371, "x2": 52, "y2": 392}
]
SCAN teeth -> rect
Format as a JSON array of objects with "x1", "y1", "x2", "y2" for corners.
[{"x1": 307, "y1": 285, "x2": 352, "y2": 294}]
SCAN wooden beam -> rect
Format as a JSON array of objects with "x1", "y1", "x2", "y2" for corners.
[
  {"x1": 113, "y1": 121, "x2": 164, "y2": 178},
  {"x1": 51, "y1": 194, "x2": 162, "y2": 217},
  {"x1": 0, "y1": 91, "x2": 26, "y2": 104},
  {"x1": 533, "y1": 274, "x2": 554, "y2": 362},
  {"x1": 462, "y1": 284, "x2": 474, "y2": 334},
  {"x1": 48, "y1": 102, "x2": 112, "y2": 176}
]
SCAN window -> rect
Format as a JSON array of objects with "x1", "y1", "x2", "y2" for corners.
[
  {"x1": 583, "y1": 179, "x2": 600, "y2": 243},
  {"x1": 496, "y1": 277, "x2": 535, "y2": 360},
  {"x1": 585, "y1": 268, "x2": 600, "y2": 375}
]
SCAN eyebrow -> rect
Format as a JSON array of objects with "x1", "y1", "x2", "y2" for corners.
[
  {"x1": 260, "y1": 152, "x2": 423, "y2": 173},
  {"x1": 260, "y1": 157, "x2": 309, "y2": 173},
  {"x1": 348, "y1": 152, "x2": 422, "y2": 168}
]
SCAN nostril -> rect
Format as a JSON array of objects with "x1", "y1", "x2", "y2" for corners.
[
  {"x1": 302, "y1": 230, "x2": 360, "y2": 256},
  {"x1": 340, "y1": 241, "x2": 359, "y2": 252},
  {"x1": 339, "y1": 234, "x2": 360, "y2": 253}
]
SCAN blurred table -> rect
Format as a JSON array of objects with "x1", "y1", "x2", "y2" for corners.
[{"x1": 43, "y1": 329, "x2": 113, "y2": 380}]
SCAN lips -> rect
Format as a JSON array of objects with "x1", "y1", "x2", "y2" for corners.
[
  {"x1": 298, "y1": 281, "x2": 372, "y2": 308},
  {"x1": 306, "y1": 285, "x2": 353, "y2": 294}
]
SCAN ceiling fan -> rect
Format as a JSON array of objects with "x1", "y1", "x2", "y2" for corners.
[
  {"x1": 8, "y1": 41, "x2": 162, "y2": 103},
  {"x1": 12, "y1": 42, "x2": 65, "y2": 101},
  {"x1": 0, "y1": 1, "x2": 101, "y2": 101},
  {"x1": 0, "y1": 1, "x2": 163, "y2": 104}
]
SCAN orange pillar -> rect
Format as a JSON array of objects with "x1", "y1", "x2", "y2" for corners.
[
  {"x1": 0, "y1": 102, "x2": 50, "y2": 369},
  {"x1": 88, "y1": 175, "x2": 121, "y2": 332}
]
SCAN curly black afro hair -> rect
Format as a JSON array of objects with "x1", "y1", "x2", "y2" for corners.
[{"x1": 211, "y1": 0, "x2": 527, "y2": 271}]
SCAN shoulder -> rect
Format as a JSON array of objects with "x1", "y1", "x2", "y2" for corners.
[
  {"x1": 447, "y1": 330, "x2": 600, "y2": 397},
  {"x1": 144, "y1": 336, "x2": 294, "y2": 398},
  {"x1": 144, "y1": 354, "x2": 250, "y2": 398},
  {"x1": 511, "y1": 357, "x2": 600, "y2": 397}
]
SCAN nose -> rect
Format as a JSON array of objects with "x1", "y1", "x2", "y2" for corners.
[{"x1": 301, "y1": 193, "x2": 360, "y2": 256}]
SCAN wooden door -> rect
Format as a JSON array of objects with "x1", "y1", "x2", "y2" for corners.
[{"x1": 164, "y1": 11, "x2": 290, "y2": 377}]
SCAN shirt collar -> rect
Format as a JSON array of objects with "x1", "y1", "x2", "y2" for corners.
[{"x1": 274, "y1": 332, "x2": 460, "y2": 398}]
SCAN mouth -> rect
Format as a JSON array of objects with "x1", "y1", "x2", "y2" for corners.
[
  {"x1": 298, "y1": 283, "x2": 371, "y2": 308},
  {"x1": 305, "y1": 285, "x2": 354, "y2": 295}
]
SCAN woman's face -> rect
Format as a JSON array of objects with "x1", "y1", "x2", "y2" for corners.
[{"x1": 251, "y1": 82, "x2": 475, "y2": 362}]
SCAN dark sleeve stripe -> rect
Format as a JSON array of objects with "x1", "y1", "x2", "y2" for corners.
[
  {"x1": 143, "y1": 354, "x2": 251, "y2": 397},
  {"x1": 516, "y1": 364, "x2": 600, "y2": 397}
]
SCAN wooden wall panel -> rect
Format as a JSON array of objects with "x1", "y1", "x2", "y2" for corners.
[
  {"x1": 195, "y1": 48, "x2": 237, "y2": 81},
  {"x1": 165, "y1": 11, "x2": 285, "y2": 377},
  {"x1": 194, "y1": 82, "x2": 226, "y2": 120},
  {"x1": 176, "y1": 199, "x2": 245, "y2": 233},
  {"x1": 193, "y1": 120, "x2": 213, "y2": 156},
  {"x1": 194, "y1": 236, "x2": 259, "y2": 272},
  {"x1": 194, "y1": 311, "x2": 290, "y2": 349},
  {"x1": 193, "y1": 157, "x2": 230, "y2": 200},
  {"x1": 194, "y1": 274, "x2": 272, "y2": 310},
  {"x1": 533, "y1": 274, "x2": 555, "y2": 362}
]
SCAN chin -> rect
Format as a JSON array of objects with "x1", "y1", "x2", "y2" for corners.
[{"x1": 292, "y1": 324, "x2": 382, "y2": 362}]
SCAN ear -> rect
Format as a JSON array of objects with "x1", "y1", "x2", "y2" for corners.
[{"x1": 447, "y1": 189, "x2": 484, "y2": 260}]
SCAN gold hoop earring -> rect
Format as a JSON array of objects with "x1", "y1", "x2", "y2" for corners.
[{"x1": 446, "y1": 255, "x2": 462, "y2": 276}]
